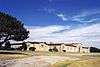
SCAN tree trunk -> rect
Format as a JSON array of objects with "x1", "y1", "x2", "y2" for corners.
[{"x1": 0, "y1": 35, "x2": 9, "y2": 47}]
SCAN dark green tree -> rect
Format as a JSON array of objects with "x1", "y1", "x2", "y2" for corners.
[{"x1": 0, "y1": 12, "x2": 29, "y2": 47}]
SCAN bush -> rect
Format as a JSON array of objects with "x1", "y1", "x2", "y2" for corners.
[
  {"x1": 49, "y1": 49, "x2": 53, "y2": 52},
  {"x1": 62, "y1": 50, "x2": 66, "y2": 52},
  {"x1": 17, "y1": 46, "x2": 23, "y2": 51},
  {"x1": 90, "y1": 47, "x2": 100, "y2": 52},
  {"x1": 29, "y1": 47, "x2": 36, "y2": 51},
  {"x1": 53, "y1": 47, "x2": 58, "y2": 52}
]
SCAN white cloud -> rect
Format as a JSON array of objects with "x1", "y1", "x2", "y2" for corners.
[
  {"x1": 26, "y1": 25, "x2": 70, "y2": 41},
  {"x1": 27, "y1": 25, "x2": 70, "y2": 34},
  {"x1": 73, "y1": 18, "x2": 99, "y2": 23},
  {"x1": 72, "y1": 10, "x2": 100, "y2": 23},
  {"x1": 56, "y1": 14, "x2": 68, "y2": 21},
  {"x1": 73, "y1": 10, "x2": 100, "y2": 18},
  {"x1": 37, "y1": 8, "x2": 68, "y2": 21},
  {"x1": 26, "y1": 23, "x2": 100, "y2": 48},
  {"x1": 63, "y1": 23, "x2": 100, "y2": 36},
  {"x1": 37, "y1": 8, "x2": 100, "y2": 23}
]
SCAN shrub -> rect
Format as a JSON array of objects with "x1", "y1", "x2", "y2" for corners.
[
  {"x1": 49, "y1": 49, "x2": 53, "y2": 52},
  {"x1": 29, "y1": 47, "x2": 36, "y2": 51},
  {"x1": 17, "y1": 46, "x2": 23, "y2": 51},
  {"x1": 53, "y1": 47, "x2": 58, "y2": 52},
  {"x1": 62, "y1": 50, "x2": 66, "y2": 52}
]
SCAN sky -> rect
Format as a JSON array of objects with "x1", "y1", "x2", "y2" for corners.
[{"x1": 0, "y1": 0, "x2": 100, "y2": 48}]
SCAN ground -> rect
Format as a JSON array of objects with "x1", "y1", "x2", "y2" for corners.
[
  {"x1": 0, "y1": 51, "x2": 100, "y2": 67},
  {"x1": 51, "y1": 56, "x2": 100, "y2": 67}
]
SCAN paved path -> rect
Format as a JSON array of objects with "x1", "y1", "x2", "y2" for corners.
[{"x1": 0, "y1": 56, "x2": 79, "y2": 67}]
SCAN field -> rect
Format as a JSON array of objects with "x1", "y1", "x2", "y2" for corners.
[
  {"x1": 0, "y1": 51, "x2": 32, "y2": 60},
  {"x1": 51, "y1": 54, "x2": 100, "y2": 67},
  {"x1": 31, "y1": 51, "x2": 100, "y2": 67},
  {"x1": 34, "y1": 52, "x2": 100, "y2": 67},
  {"x1": 0, "y1": 51, "x2": 100, "y2": 67}
]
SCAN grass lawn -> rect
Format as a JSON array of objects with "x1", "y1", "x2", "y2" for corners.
[{"x1": 51, "y1": 56, "x2": 100, "y2": 67}]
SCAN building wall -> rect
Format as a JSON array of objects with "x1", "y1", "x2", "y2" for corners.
[
  {"x1": 35, "y1": 43, "x2": 49, "y2": 51},
  {"x1": 48, "y1": 45, "x2": 61, "y2": 51},
  {"x1": 80, "y1": 47, "x2": 90, "y2": 53},
  {"x1": 61, "y1": 44, "x2": 79, "y2": 52},
  {"x1": 26, "y1": 42, "x2": 90, "y2": 53},
  {"x1": 11, "y1": 45, "x2": 22, "y2": 48},
  {"x1": 27, "y1": 43, "x2": 49, "y2": 51},
  {"x1": 61, "y1": 44, "x2": 78, "y2": 52}
]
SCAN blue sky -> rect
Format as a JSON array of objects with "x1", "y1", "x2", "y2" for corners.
[
  {"x1": 0, "y1": 0, "x2": 100, "y2": 48},
  {"x1": 0, "y1": 0, "x2": 100, "y2": 26}
]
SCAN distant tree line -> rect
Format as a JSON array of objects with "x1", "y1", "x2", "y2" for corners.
[{"x1": 90, "y1": 47, "x2": 100, "y2": 52}]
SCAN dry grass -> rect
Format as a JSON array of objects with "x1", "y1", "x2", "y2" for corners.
[
  {"x1": 0, "y1": 51, "x2": 100, "y2": 67},
  {"x1": 32, "y1": 51, "x2": 100, "y2": 57},
  {"x1": 51, "y1": 57, "x2": 100, "y2": 67},
  {"x1": 67, "y1": 59, "x2": 100, "y2": 67},
  {"x1": 0, "y1": 54, "x2": 29, "y2": 60},
  {"x1": 0, "y1": 51, "x2": 32, "y2": 60}
]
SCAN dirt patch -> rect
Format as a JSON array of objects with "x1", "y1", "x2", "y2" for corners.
[{"x1": 5, "y1": 56, "x2": 79, "y2": 67}]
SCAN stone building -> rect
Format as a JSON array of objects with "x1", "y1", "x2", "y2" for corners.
[
  {"x1": 26, "y1": 42, "x2": 90, "y2": 53},
  {"x1": 11, "y1": 41, "x2": 90, "y2": 53},
  {"x1": 27, "y1": 42, "x2": 49, "y2": 51}
]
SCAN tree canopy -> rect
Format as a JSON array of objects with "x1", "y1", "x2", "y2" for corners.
[{"x1": 0, "y1": 12, "x2": 29, "y2": 46}]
